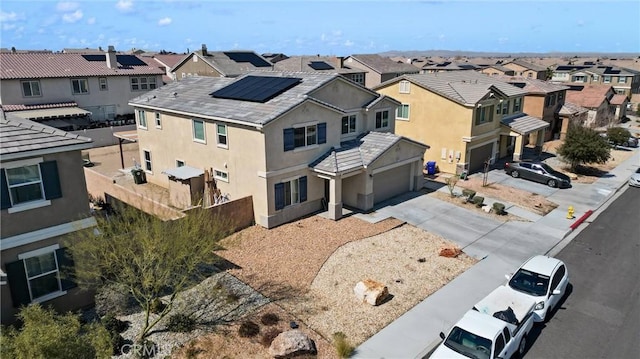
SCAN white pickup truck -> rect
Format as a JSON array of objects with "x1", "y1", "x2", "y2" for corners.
[{"x1": 431, "y1": 286, "x2": 536, "y2": 359}]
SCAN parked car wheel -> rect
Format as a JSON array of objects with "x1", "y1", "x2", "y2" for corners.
[
  {"x1": 511, "y1": 171, "x2": 520, "y2": 178},
  {"x1": 547, "y1": 179, "x2": 557, "y2": 188}
]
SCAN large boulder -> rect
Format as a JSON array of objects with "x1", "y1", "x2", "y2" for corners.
[
  {"x1": 354, "y1": 279, "x2": 389, "y2": 306},
  {"x1": 268, "y1": 329, "x2": 317, "y2": 358}
]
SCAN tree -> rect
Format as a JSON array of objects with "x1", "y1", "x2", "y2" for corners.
[
  {"x1": 606, "y1": 127, "x2": 631, "y2": 147},
  {"x1": 68, "y1": 204, "x2": 232, "y2": 344},
  {"x1": 556, "y1": 124, "x2": 611, "y2": 172},
  {"x1": 1, "y1": 304, "x2": 111, "y2": 359}
]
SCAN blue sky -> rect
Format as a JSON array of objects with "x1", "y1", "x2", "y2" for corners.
[{"x1": 1, "y1": 0, "x2": 639, "y2": 55}]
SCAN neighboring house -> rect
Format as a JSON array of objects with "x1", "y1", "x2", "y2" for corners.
[
  {"x1": 262, "y1": 53, "x2": 289, "y2": 63},
  {"x1": 147, "y1": 54, "x2": 187, "y2": 83},
  {"x1": 0, "y1": 46, "x2": 165, "y2": 127},
  {"x1": 565, "y1": 84, "x2": 616, "y2": 128},
  {"x1": 0, "y1": 112, "x2": 95, "y2": 324},
  {"x1": 373, "y1": 71, "x2": 547, "y2": 174},
  {"x1": 551, "y1": 64, "x2": 640, "y2": 96},
  {"x1": 128, "y1": 72, "x2": 427, "y2": 228},
  {"x1": 492, "y1": 75, "x2": 570, "y2": 141},
  {"x1": 558, "y1": 102, "x2": 589, "y2": 139},
  {"x1": 479, "y1": 65, "x2": 516, "y2": 76},
  {"x1": 502, "y1": 59, "x2": 548, "y2": 80},
  {"x1": 343, "y1": 54, "x2": 419, "y2": 88},
  {"x1": 609, "y1": 94, "x2": 629, "y2": 120},
  {"x1": 421, "y1": 61, "x2": 481, "y2": 73},
  {"x1": 273, "y1": 55, "x2": 367, "y2": 86},
  {"x1": 171, "y1": 45, "x2": 273, "y2": 80}
]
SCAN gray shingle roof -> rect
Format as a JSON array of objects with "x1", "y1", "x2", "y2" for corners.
[
  {"x1": 380, "y1": 71, "x2": 528, "y2": 106},
  {"x1": 500, "y1": 113, "x2": 549, "y2": 135},
  {"x1": 558, "y1": 102, "x2": 589, "y2": 116},
  {"x1": 273, "y1": 56, "x2": 364, "y2": 75},
  {"x1": 1, "y1": 112, "x2": 93, "y2": 156},
  {"x1": 129, "y1": 71, "x2": 348, "y2": 126},
  {"x1": 349, "y1": 54, "x2": 420, "y2": 75},
  {"x1": 491, "y1": 75, "x2": 569, "y2": 94},
  {"x1": 508, "y1": 59, "x2": 547, "y2": 72},
  {"x1": 180, "y1": 51, "x2": 273, "y2": 77}
]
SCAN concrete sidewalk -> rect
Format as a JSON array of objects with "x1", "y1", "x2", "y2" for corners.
[{"x1": 352, "y1": 150, "x2": 640, "y2": 359}]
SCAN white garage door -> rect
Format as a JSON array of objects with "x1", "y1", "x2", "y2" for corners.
[{"x1": 373, "y1": 164, "x2": 411, "y2": 204}]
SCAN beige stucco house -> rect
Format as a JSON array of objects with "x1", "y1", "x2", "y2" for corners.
[
  {"x1": 1, "y1": 112, "x2": 95, "y2": 324},
  {"x1": 343, "y1": 54, "x2": 419, "y2": 88},
  {"x1": 129, "y1": 72, "x2": 428, "y2": 228},
  {"x1": 170, "y1": 45, "x2": 274, "y2": 81},
  {"x1": 273, "y1": 55, "x2": 366, "y2": 86},
  {"x1": 479, "y1": 65, "x2": 516, "y2": 77},
  {"x1": 551, "y1": 64, "x2": 640, "y2": 96},
  {"x1": 503, "y1": 59, "x2": 548, "y2": 80},
  {"x1": 373, "y1": 71, "x2": 548, "y2": 175},
  {"x1": 565, "y1": 85, "x2": 616, "y2": 128}
]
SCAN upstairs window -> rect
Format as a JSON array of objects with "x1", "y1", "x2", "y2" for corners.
[
  {"x1": 143, "y1": 150, "x2": 152, "y2": 172},
  {"x1": 513, "y1": 98, "x2": 522, "y2": 112},
  {"x1": 99, "y1": 77, "x2": 108, "y2": 91},
  {"x1": 1, "y1": 160, "x2": 62, "y2": 211},
  {"x1": 21, "y1": 80, "x2": 41, "y2": 97},
  {"x1": 558, "y1": 91, "x2": 565, "y2": 101},
  {"x1": 193, "y1": 119, "x2": 205, "y2": 142},
  {"x1": 399, "y1": 80, "x2": 410, "y2": 94},
  {"x1": 502, "y1": 100, "x2": 510, "y2": 115},
  {"x1": 619, "y1": 76, "x2": 627, "y2": 84},
  {"x1": 350, "y1": 73, "x2": 364, "y2": 85},
  {"x1": 375, "y1": 110, "x2": 389, "y2": 129},
  {"x1": 572, "y1": 75, "x2": 586, "y2": 83},
  {"x1": 341, "y1": 115, "x2": 356, "y2": 134},
  {"x1": 216, "y1": 124, "x2": 228, "y2": 147},
  {"x1": 155, "y1": 113, "x2": 161, "y2": 128},
  {"x1": 71, "y1": 78, "x2": 89, "y2": 94},
  {"x1": 549, "y1": 94, "x2": 556, "y2": 106},
  {"x1": 396, "y1": 104, "x2": 410, "y2": 120},
  {"x1": 475, "y1": 105, "x2": 495, "y2": 125},
  {"x1": 603, "y1": 76, "x2": 611, "y2": 83},
  {"x1": 137, "y1": 110, "x2": 147, "y2": 129},
  {"x1": 130, "y1": 76, "x2": 157, "y2": 91},
  {"x1": 283, "y1": 123, "x2": 326, "y2": 151}
]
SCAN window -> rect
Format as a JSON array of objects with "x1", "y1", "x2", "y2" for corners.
[
  {"x1": 350, "y1": 73, "x2": 364, "y2": 85},
  {"x1": 341, "y1": 115, "x2": 356, "y2": 134},
  {"x1": 5, "y1": 245, "x2": 76, "y2": 305},
  {"x1": 494, "y1": 334, "x2": 506, "y2": 357},
  {"x1": 71, "y1": 78, "x2": 89, "y2": 94},
  {"x1": 572, "y1": 75, "x2": 586, "y2": 83},
  {"x1": 496, "y1": 103, "x2": 502, "y2": 115},
  {"x1": 375, "y1": 110, "x2": 389, "y2": 128},
  {"x1": 545, "y1": 96, "x2": 551, "y2": 107},
  {"x1": 513, "y1": 98, "x2": 522, "y2": 112},
  {"x1": 475, "y1": 105, "x2": 495, "y2": 125},
  {"x1": 176, "y1": 160, "x2": 185, "y2": 167},
  {"x1": 274, "y1": 176, "x2": 307, "y2": 210},
  {"x1": 283, "y1": 123, "x2": 326, "y2": 151},
  {"x1": 193, "y1": 119, "x2": 205, "y2": 142},
  {"x1": 558, "y1": 91, "x2": 565, "y2": 101},
  {"x1": 603, "y1": 76, "x2": 611, "y2": 83},
  {"x1": 143, "y1": 150, "x2": 152, "y2": 171},
  {"x1": 130, "y1": 76, "x2": 157, "y2": 91},
  {"x1": 214, "y1": 169, "x2": 229, "y2": 182},
  {"x1": 527, "y1": 72, "x2": 533, "y2": 78},
  {"x1": 593, "y1": 74, "x2": 599, "y2": 81},
  {"x1": 137, "y1": 110, "x2": 147, "y2": 129},
  {"x1": 155, "y1": 113, "x2": 161, "y2": 128},
  {"x1": 21, "y1": 80, "x2": 41, "y2": 97},
  {"x1": 549, "y1": 94, "x2": 556, "y2": 106},
  {"x1": 99, "y1": 77, "x2": 108, "y2": 91},
  {"x1": 216, "y1": 124, "x2": 227, "y2": 147},
  {"x1": 619, "y1": 76, "x2": 627, "y2": 84},
  {"x1": 502, "y1": 327, "x2": 511, "y2": 343},
  {"x1": 399, "y1": 80, "x2": 410, "y2": 94},
  {"x1": 396, "y1": 104, "x2": 410, "y2": 120},
  {"x1": 1, "y1": 160, "x2": 62, "y2": 211},
  {"x1": 502, "y1": 100, "x2": 510, "y2": 115},
  {"x1": 551, "y1": 265, "x2": 566, "y2": 292}
]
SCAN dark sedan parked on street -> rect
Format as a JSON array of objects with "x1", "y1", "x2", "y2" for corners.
[{"x1": 504, "y1": 161, "x2": 571, "y2": 188}]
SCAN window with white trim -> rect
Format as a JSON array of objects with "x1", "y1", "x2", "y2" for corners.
[
  {"x1": 502, "y1": 100, "x2": 510, "y2": 115},
  {"x1": 5, "y1": 164, "x2": 44, "y2": 205},
  {"x1": 496, "y1": 103, "x2": 502, "y2": 115},
  {"x1": 214, "y1": 169, "x2": 229, "y2": 182},
  {"x1": 283, "y1": 124, "x2": 326, "y2": 151},
  {"x1": 155, "y1": 113, "x2": 161, "y2": 128},
  {"x1": 350, "y1": 73, "x2": 364, "y2": 85},
  {"x1": 143, "y1": 150, "x2": 152, "y2": 172},
  {"x1": 176, "y1": 160, "x2": 185, "y2": 167},
  {"x1": 475, "y1": 105, "x2": 495, "y2": 125},
  {"x1": 396, "y1": 104, "x2": 410, "y2": 120},
  {"x1": 593, "y1": 74, "x2": 599, "y2": 81},
  {"x1": 341, "y1": 115, "x2": 357, "y2": 134},
  {"x1": 23, "y1": 250, "x2": 62, "y2": 301},
  {"x1": 399, "y1": 80, "x2": 410, "y2": 94},
  {"x1": 294, "y1": 125, "x2": 317, "y2": 148},
  {"x1": 99, "y1": 77, "x2": 108, "y2": 91},
  {"x1": 572, "y1": 75, "x2": 586, "y2": 83},
  {"x1": 21, "y1": 80, "x2": 41, "y2": 97},
  {"x1": 375, "y1": 110, "x2": 389, "y2": 129},
  {"x1": 274, "y1": 176, "x2": 308, "y2": 210},
  {"x1": 130, "y1": 76, "x2": 157, "y2": 91},
  {"x1": 71, "y1": 78, "x2": 89, "y2": 94},
  {"x1": 193, "y1": 119, "x2": 205, "y2": 142},
  {"x1": 216, "y1": 124, "x2": 227, "y2": 147},
  {"x1": 619, "y1": 76, "x2": 626, "y2": 84},
  {"x1": 1, "y1": 160, "x2": 61, "y2": 212},
  {"x1": 603, "y1": 75, "x2": 611, "y2": 83},
  {"x1": 513, "y1": 98, "x2": 522, "y2": 112},
  {"x1": 137, "y1": 110, "x2": 147, "y2": 129}
]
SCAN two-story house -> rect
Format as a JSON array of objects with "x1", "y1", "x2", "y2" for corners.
[
  {"x1": 421, "y1": 61, "x2": 481, "y2": 74},
  {"x1": 343, "y1": 54, "x2": 420, "y2": 88},
  {"x1": 170, "y1": 45, "x2": 274, "y2": 81},
  {"x1": 502, "y1": 59, "x2": 548, "y2": 80},
  {"x1": 479, "y1": 65, "x2": 516, "y2": 77},
  {"x1": 565, "y1": 84, "x2": 616, "y2": 127},
  {"x1": 1, "y1": 112, "x2": 95, "y2": 324},
  {"x1": 273, "y1": 55, "x2": 367, "y2": 86},
  {"x1": 128, "y1": 72, "x2": 428, "y2": 228},
  {"x1": 0, "y1": 46, "x2": 164, "y2": 128},
  {"x1": 551, "y1": 65, "x2": 640, "y2": 96},
  {"x1": 373, "y1": 71, "x2": 549, "y2": 174}
]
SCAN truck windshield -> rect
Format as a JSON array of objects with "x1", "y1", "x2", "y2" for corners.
[
  {"x1": 508, "y1": 269, "x2": 549, "y2": 296},
  {"x1": 444, "y1": 326, "x2": 492, "y2": 359}
]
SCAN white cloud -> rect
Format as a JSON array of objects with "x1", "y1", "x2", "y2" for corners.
[
  {"x1": 87, "y1": 17, "x2": 95, "y2": 25},
  {"x1": 62, "y1": 10, "x2": 83, "y2": 23},
  {"x1": 438, "y1": 34, "x2": 446, "y2": 41},
  {"x1": 344, "y1": 40, "x2": 354, "y2": 47},
  {"x1": 0, "y1": 11, "x2": 19, "y2": 21},
  {"x1": 158, "y1": 17, "x2": 172, "y2": 26},
  {"x1": 56, "y1": 2, "x2": 79, "y2": 12},
  {"x1": 498, "y1": 37, "x2": 509, "y2": 44},
  {"x1": 2, "y1": 23, "x2": 17, "y2": 31},
  {"x1": 116, "y1": 0, "x2": 134, "y2": 12}
]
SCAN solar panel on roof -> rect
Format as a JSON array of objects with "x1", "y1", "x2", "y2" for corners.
[
  {"x1": 82, "y1": 54, "x2": 106, "y2": 61},
  {"x1": 210, "y1": 75, "x2": 301, "y2": 103},
  {"x1": 309, "y1": 61, "x2": 334, "y2": 70},
  {"x1": 116, "y1": 55, "x2": 146, "y2": 66},
  {"x1": 223, "y1": 52, "x2": 271, "y2": 67}
]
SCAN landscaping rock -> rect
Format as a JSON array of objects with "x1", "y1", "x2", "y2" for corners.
[
  {"x1": 268, "y1": 329, "x2": 317, "y2": 358},
  {"x1": 439, "y1": 246, "x2": 462, "y2": 258},
  {"x1": 354, "y1": 279, "x2": 389, "y2": 306}
]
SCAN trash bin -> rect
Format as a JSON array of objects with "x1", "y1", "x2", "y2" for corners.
[
  {"x1": 131, "y1": 168, "x2": 147, "y2": 184},
  {"x1": 459, "y1": 171, "x2": 468, "y2": 180},
  {"x1": 425, "y1": 161, "x2": 437, "y2": 175}
]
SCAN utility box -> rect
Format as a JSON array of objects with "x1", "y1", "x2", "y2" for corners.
[{"x1": 131, "y1": 168, "x2": 147, "y2": 184}]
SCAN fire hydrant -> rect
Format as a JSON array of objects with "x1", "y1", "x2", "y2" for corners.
[{"x1": 567, "y1": 205, "x2": 575, "y2": 219}]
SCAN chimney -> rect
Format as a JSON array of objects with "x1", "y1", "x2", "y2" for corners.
[
  {"x1": 106, "y1": 45, "x2": 117, "y2": 69},
  {"x1": 201, "y1": 44, "x2": 208, "y2": 56},
  {"x1": 335, "y1": 56, "x2": 344, "y2": 69}
]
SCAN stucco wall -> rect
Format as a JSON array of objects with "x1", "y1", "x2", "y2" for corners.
[{"x1": 173, "y1": 55, "x2": 223, "y2": 79}]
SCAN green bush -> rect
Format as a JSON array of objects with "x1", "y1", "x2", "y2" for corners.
[
  {"x1": 493, "y1": 202, "x2": 506, "y2": 215},
  {"x1": 238, "y1": 320, "x2": 260, "y2": 338},
  {"x1": 473, "y1": 196, "x2": 484, "y2": 207},
  {"x1": 332, "y1": 332, "x2": 355, "y2": 358},
  {"x1": 167, "y1": 313, "x2": 197, "y2": 333},
  {"x1": 260, "y1": 312, "x2": 280, "y2": 326},
  {"x1": 260, "y1": 328, "x2": 282, "y2": 347}
]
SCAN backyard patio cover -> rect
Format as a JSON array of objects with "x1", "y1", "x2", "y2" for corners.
[
  {"x1": 162, "y1": 166, "x2": 204, "y2": 180},
  {"x1": 10, "y1": 107, "x2": 91, "y2": 120}
]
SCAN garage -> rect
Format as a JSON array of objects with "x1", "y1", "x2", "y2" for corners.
[
  {"x1": 373, "y1": 163, "x2": 411, "y2": 204},
  {"x1": 468, "y1": 143, "x2": 494, "y2": 173}
]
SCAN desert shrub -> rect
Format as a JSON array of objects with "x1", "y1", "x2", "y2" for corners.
[
  {"x1": 110, "y1": 333, "x2": 128, "y2": 355},
  {"x1": 167, "y1": 313, "x2": 197, "y2": 333},
  {"x1": 238, "y1": 320, "x2": 260, "y2": 338},
  {"x1": 332, "y1": 332, "x2": 355, "y2": 358},
  {"x1": 101, "y1": 314, "x2": 128, "y2": 334},
  {"x1": 94, "y1": 283, "x2": 138, "y2": 316},
  {"x1": 260, "y1": 312, "x2": 280, "y2": 326},
  {"x1": 473, "y1": 196, "x2": 484, "y2": 207},
  {"x1": 260, "y1": 328, "x2": 282, "y2": 347},
  {"x1": 493, "y1": 202, "x2": 506, "y2": 215},
  {"x1": 462, "y1": 189, "x2": 476, "y2": 202},
  {"x1": 150, "y1": 298, "x2": 166, "y2": 314},
  {"x1": 134, "y1": 339, "x2": 157, "y2": 359}
]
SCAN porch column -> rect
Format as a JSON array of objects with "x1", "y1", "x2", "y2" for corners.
[
  {"x1": 513, "y1": 135, "x2": 524, "y2": 161},
  {"x1": 328, "y1": 176, "x2": 343, "y2": 220},
  {"x1": 535, "y1": 129, "x2": 546, "y2": 150}
]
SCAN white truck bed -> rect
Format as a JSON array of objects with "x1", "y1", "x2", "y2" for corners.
[{"x1": 474, "y1": 285, "x2": 536, "y2": 324}]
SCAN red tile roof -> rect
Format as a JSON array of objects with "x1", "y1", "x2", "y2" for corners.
[
  {"x1": 610, "y1": 94, "x2": 628, "y2": 105},
  {"x1": 0, "y1": 53, "x2": 164, "y2": 79},
  {"x1": 150, "y1": 54, "x2": 187, "y2": 68},
  {"x1": 1, "y1": 102, "x2": 79, "y2": 112},
  {"x1": 565, "y1": 84, "x2": 613, "y2": 109}
]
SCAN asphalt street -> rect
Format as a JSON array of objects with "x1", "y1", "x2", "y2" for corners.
[{"x1": 524, "y1": 185, "x2": 640, "y2": 358}]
